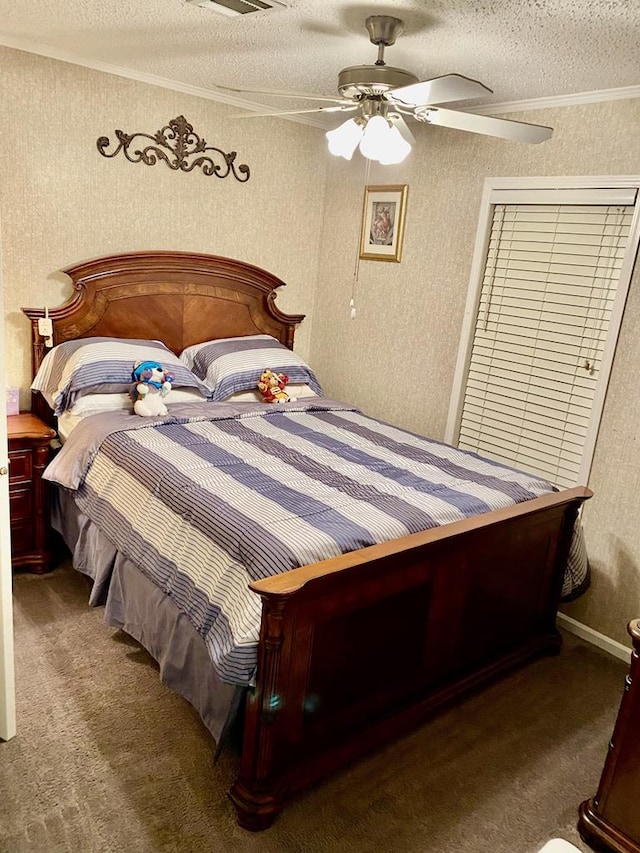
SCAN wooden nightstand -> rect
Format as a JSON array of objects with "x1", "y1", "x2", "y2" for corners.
[
  {"x1": 7, "y1": 412, "x2": 56, "y2": 573},
  {"x1": 579, "y1": 620, "x2": 640, "y2": 853}
]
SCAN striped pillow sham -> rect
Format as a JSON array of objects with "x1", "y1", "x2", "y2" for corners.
[
  {"x1": 32, "y1": 337, "x2": 211, "y2": 415},
  {"x1": 179, "y1": 334, "x2": 323, "y2": 402}
]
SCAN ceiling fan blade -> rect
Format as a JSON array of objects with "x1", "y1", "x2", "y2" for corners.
[
  {"x1": 416, "y1": 107, "x2": 553, "y2": 143},
  {"x1": 229, "y1": 105, "x2": 358, "y2": 118},
  {"x1": 388, "y1": 74, "x2": 493, "y2": 108},
  {"x1": 389, "y1": 114, "x2": 416, "y2": 145},
  {"x1": 216, "y1": 84, "x2": 350, "y2": 105}
]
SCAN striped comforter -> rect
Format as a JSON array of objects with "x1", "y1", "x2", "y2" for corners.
[{"x1": 45, "y1": 399, "x2": 588, "y2": 686}]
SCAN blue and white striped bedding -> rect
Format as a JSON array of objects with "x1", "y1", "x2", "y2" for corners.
[
  {"x1": 32, "y1": 337, "x2": 210, "y2": 415},
  {"x1": 179, "y1": 334, "x2": 323, "y2": 401},
  {"x1": 45, "y1": 399, "x2": 588, "y2": 686}
]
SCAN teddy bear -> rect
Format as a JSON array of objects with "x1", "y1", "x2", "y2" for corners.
[
  {"x1": 131, "y1": 360, "x2": 174, "y2": 417},
  {"x1": 257, "y1": 369, "x2": 296, "y2": 404}
]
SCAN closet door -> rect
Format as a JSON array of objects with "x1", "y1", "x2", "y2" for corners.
[
  {"x1": 447, "y1": 183, "x2": 640, "y2": 488},
  {"x1": 0, "y1": 227, "x2": 16, "y2": 741}
]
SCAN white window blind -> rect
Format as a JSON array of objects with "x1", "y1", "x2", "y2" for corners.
[{"x1": 457, "y1": 199, "x2": 636, "y2": 489}]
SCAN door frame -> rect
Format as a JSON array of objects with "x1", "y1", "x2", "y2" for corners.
[
  {"x1": 0, "y1": 218, "x2": 16, "y2": 742},
  {"x1": 445, "y1": 175, "x2": 640, "y2": 487}
]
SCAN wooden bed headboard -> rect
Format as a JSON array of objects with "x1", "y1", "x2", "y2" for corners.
[{"x1": 22, "y1": 251, "x2": 305, "y2": 420}]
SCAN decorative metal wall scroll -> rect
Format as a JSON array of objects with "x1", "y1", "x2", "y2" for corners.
[{"x1": 96, "y1": 115, "x2": 250, "y2": 182}]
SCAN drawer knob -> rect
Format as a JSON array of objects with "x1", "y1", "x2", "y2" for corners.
[{"x1": 0, "y1": 467, "x2": 7, "y2": 476}]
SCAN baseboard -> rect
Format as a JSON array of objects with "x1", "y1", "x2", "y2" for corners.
[{"x1": 557, "y1": 613, "x2": 631, "y2": 663}]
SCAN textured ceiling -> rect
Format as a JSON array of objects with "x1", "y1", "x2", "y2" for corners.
[{"x1": 1, "y1": 0, "x2": 638, "y2": 123}]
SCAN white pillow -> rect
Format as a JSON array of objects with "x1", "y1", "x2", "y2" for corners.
[
  {"x1": 166, "y1": 388, "x2": 210, "y2": 405},
  {"x1": 67, "y1": 387, "x2": 209, "y2": 417},
  {"x1": 225, "y1": 385, "x2": 318, "y2": 403},
  {"x1": 67, "y1": 392, "x2": 133, "y2": 417}
]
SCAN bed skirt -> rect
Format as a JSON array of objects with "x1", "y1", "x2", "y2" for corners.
[{"x1": 52, "y1": 487, "x2": 243, "y2": 744}]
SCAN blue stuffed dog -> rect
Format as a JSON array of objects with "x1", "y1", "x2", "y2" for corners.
[{"x1": 131, "y1": 360, "x2": 174, "y2": 417}]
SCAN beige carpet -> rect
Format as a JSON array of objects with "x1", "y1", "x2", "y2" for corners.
[{"x1": 0, "y1": 560, "x2": 627, "y2": 853}]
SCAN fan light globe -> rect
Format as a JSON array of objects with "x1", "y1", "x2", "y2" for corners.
[
  {"x1": 326, "y1": 114, "x2": 413, "y2": 163},
  {"x1": 346, "y1": 115, "x2": 411, "y2": 164},
  {"x1": 326, "y1": 118, "x2": 364, "y2": 160},
  {"x1": 359, "y1": 115, "x2": 391, "y2": 160},
  {"x1": 377, "y1": 124, "x2": 411, "y2": 164}
]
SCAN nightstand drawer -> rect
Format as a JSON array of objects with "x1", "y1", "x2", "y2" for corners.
[
  {"x1": 10, "y1": 520, "x2": 33, "y2": 557},
  {"x1": 9, "y1": 450, "x2": 33, "y2": 484},
  {"x1": 9, "y1": 487, "x2": 32, "y2": 521}
]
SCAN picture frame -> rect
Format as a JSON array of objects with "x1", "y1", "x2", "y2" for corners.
[{"x1": 359, "y1": 184, "x2": 408, "y2": 262}]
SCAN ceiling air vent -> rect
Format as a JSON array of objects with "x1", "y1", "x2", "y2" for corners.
[{"x1": 186, "y1": 0, "x2": 287, "y2": 16}]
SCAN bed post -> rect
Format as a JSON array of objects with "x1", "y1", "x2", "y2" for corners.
[{"x1": 228, "y1": 595, "x2": 292, "y2": 830}]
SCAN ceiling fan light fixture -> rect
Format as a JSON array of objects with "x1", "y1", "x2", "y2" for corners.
[
  {"x1": 225, "y1": 17, "x2": 553, "y2": 153},
  {"x1": 357, "y1": 115, "x2": 412, "y2": 164},
  {"x1": 325, "y1": 118, "x2": 364, "y2": 160},
  {"x1": 377, "y1": 124, "x2": 411, "y2": 164},
  {"x1": 358, "y1": 115, "x2": 392, "y2": 161}
]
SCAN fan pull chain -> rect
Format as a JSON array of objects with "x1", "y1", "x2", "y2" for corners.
[{"x1": 349, "y1": 157, "x2": 371, "y2": 319}]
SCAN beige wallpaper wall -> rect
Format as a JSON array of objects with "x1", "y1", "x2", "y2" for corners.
[
  {"x1": 0, "y1": 47, "x2": 327, "y2": 401},
  {"x1": 2, "y1": 44, "x2": 638, "y2": 648},
  {"x1": 311, "y1": 97, "x2": 640, "y2": 646}
]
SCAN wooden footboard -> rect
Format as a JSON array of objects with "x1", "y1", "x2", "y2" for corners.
[{"x1": 229, "y1": 486, "x2": 591, "y2": 829}]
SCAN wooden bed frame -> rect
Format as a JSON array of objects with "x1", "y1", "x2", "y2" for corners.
[{"x1": 23, "y1": 251, "x2": 592, "y2": 831}]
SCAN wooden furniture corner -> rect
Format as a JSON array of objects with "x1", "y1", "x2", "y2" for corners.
[
  {"x1": 7, "y1": 412, "x2": 56, "y2": 574},
  {"x1": 578, "y1": 619, "x2": 640, "y2": 853}
]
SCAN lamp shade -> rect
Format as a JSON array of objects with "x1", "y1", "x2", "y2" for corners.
[
  {"x1": 326, "y1": 114, "x2": 413, "y2": 164},
  {"x1": 358, "y1": 115, "x2": 392, "y2": 161},
  {"x1": 377, "y1": 124, "x2": 412, "y2": 164},
  {"x1": 326, "y1": 119, "x2": 364, "y2": 160}
]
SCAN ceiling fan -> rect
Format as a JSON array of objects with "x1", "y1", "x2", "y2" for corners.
[{"x1": 219, "y1": 15, "x2": 553, "y2": 164}]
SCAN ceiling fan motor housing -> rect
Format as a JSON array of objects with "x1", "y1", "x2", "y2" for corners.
[
  {"x1": 337, "y1": 65, "x2": 419, "y2": 99},
  {"x1": 365, "y1": 15, "x2": 404, "y2": 47}
]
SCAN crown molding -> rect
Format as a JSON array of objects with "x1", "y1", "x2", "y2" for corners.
[
  {"x1": 467, "y1": 84, "x2": 640, "y2": 115},
  {"x1": 0, "y1": 33, "x2": 328, "y2": 129},
  {"x1": 2, "y1": 32, "x2": 638, "y2": 123}
]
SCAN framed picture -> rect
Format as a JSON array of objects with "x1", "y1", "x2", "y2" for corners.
[{"x1": 359, "y1": 184, "x2": 408, "y2": 262}]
